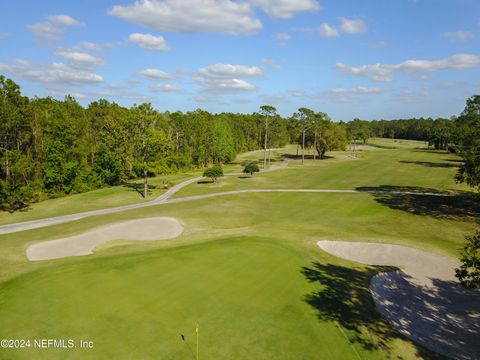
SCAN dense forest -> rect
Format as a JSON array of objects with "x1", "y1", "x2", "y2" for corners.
[
  {"x1": 0, "y1": 75, "x2": 345, "y2": 210},
  {"x1": 1, "y1": 74, "x2": 479, "y2": 211}
]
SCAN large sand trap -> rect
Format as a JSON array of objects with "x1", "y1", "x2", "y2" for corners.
[
  {"x1": 317, "y1": 240, "x2": 480, "y2": 360},
  {"x1": 27, "y1": 217, "x2": 183, "y2": 261}
]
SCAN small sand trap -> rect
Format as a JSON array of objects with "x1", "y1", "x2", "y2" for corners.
[
  {"x1": 27, "y1": 217, "x2": 183, "y2": 261},
  {"x1": 317, "y1": 240, "x2": 480, "y2": 360}
]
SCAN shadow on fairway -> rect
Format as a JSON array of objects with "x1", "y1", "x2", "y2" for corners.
[
  {"x1": 399, "y1": 160, "x2": 458, "y2": 168},
  {"x1": 413, "y1": 149, "x2": 449, "y2": 154},
  {"x1": 442, "y1": 158, "x2": 464, "y2": 163},
  {"x1": 301, "y1": 262, "x2": 445, "y2": 359},
  {"x1": 123, "y1": 183, "x2": 157, "y2": 198},
  {"x1": 356, "y1": 185, "x2": 480, "y2": 221},
  {"x1": 365, "y1": 142, "x2": 397, "y2": 149},
  {"x1": 282, "y1": 154, "x2": 333, "y2": 160}
]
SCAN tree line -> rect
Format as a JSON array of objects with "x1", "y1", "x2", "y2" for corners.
[
  {"x1": 345, "y1": 117, "x2": 457, "y2": 151},
  {"x1": 1, "y1": 75, "x2": 350, "y2": 210}
]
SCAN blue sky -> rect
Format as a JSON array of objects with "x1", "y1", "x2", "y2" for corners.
[{"x1": 0, "y1": 0, "x2": 479, "y2": 120}]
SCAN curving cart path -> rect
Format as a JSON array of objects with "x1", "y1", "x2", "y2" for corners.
[{"x1": 0, "y1": 158, "x2": 454, "y2": 235}]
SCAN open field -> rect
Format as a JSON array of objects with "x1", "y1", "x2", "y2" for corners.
[{"x1": 0, "y1": 141, "x2": 477, "y2": 359}]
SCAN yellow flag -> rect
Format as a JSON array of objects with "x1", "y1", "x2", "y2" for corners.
[{"x1": 196, "y1": 324, "x2": 199, "y2": 333}]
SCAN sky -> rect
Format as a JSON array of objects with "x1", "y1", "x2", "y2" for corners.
[{"x1": 0, "y1": 0, "x2": 479, "y2": 121}]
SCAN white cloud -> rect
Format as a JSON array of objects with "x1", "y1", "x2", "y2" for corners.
[
  {"x1": 319, "y1": 23, "x2": 339, "y2": 38},
  {"x1": 262, "y1": 58, "x2": 282, "y2": 69},
  {"x1": 192, "y1": 63, "x2": 263, "y2": 93},
  {"x1": 27, "y1": 14, "x2": 82, "y2": 40},
  {"x1": 291, "y1": 90, "x2": 305, "y2": 97},
  {"x1": 128, "y1": 33, "x2": 170, "y2": 51},
  {"x1": 339, "y1": 17, "x2": 367, "y2": 34},
  {"x1": 0, "y1": 59, "x2": 103, "y2": 88},
  {"x1": 109, "y1": 0, "x2": 262, "y2": 35},
  {"x1": 336, "y1": 54, "x2": 480, "y2": 82},
  {"x1": 47, "y1": 15, "x2": 83, "y2": 26},
  {"x1": 250, "y1": 0, "x2": 321, "y2": 19},
  {"x1": 137, "y1": 68, "x2": 173, "y2": 80},
  {"x1": 55, "y1": 50, "x2": 103, "y2": 68},
  {"x1": 443, "y1": 31, "x2": 473, "y2": 42},
  {"x1": 262, "y1": 94, "x2": 289, "y2": 104},
  {"x1": 82, "y1": 41, "x2": 115, "y2": 51},
  {"x1": 323, "y1": 86, "x2": 383, "y2": 104},
  {"x1": 394, "y1": 89, "x2": 431, "y2": 103},
  {"x1": 27, "y1": 22, "x2": 63, "y2": 40},
  {"x1": 150, "y1": 83, "x2": 183, "y2": 93},
  {"x1": 331, "y1": 86, "x2": 383, "y2": 94},
  {"x1": 276, "y1": 32, "x2": 291, "y2": 43}
]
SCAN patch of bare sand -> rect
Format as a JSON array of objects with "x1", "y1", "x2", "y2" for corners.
[
  {"x1": 317, "y1": 240, "x2": 480, "y2": 360},
  {"x1": 27, "y1": 217, "x2": 183, "y2": 261}
]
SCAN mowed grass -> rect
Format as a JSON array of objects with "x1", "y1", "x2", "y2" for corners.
[
  {"x1": 0, "y1": 141, "x2": 476, "y2": 359},
  {"x1": 0, "y1": 172, "x2": 199, "y2": 226},
  {"x1": 173, "y1": 144, "x2": 469, "y2": 198},
  {"x1": 0, "y1": 238, "x2": 429, "y2": 360}
]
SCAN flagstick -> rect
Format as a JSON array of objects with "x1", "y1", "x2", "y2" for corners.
[{"x1": 196, "y1": 324, "x2": 199, "y2": 360}]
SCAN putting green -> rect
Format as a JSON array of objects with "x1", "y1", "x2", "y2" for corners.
[{"x1": 0, "y1": 238, "x2": 411, "y2": 359}]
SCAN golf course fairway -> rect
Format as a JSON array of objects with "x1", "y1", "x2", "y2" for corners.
[{"x1": 0, "y1": 141, "x2": 477, "y2": 359}]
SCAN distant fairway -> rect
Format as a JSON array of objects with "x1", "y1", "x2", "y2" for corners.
[{"x1": 0, "y1": 141, "x2": 477, "y2": 359}]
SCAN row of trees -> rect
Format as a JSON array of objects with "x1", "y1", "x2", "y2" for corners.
[
  {"x1": 343, "y1": 117, "x2": 456, "y2": 151},
  {"x1": 1, "y1": 75, "x2": 352, "y2": 210},
  {"x1": 0, "y1": 76, "x2": 295, "y2": 210}
]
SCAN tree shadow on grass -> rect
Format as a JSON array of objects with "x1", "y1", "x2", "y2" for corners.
[
  {"x1": 301, "y1": 262, "x2": 445, "y2": 359},
  {"x1": 366, "y1": 142, "x2": 397, "y2": 150},
  {"x1": 123, "y1": 183, "x2": 157, "y2": 198},
  {"x1": 398, "y1": 160, "x2": 458, "y2": 168},
  {"x1": 442, "y1": 158, "x2": 464, "y2": 163},
  {"x1": 282, "y1": 154, "x2": 333, "y2": 160},
  {"x1": 356, "y1": 185, "x2": 480, "y2": 221},
  {"x1": 413, "y1": 149, "x2": 449, "y2": 155},
  {"x1": 197, "y1": 180, "x2": 214, "y2": 184}
]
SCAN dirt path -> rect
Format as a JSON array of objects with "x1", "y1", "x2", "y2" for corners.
[
  {"x1": 317, "y1": 240, "x2": 480, "y2": 360},
  {"x1": 27, "y1": 217, "x2": 183, "y2": 261}
]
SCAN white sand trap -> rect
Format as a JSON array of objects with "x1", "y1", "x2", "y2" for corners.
[
  {"x1": 27, "y1": 217, "x2": 183, "y2": 261},
  {"x1": 317, "y1": 240, "x2": 480, "y2": 360},
  {"x1": 317, "y1": 240, "x2": 459, "y2": 286}
]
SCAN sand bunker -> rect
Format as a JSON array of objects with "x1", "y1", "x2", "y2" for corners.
[
  {"x1": 317, "y1": 240, "x2": 480, "y2": 360},
  {"x1": 27, "y1": 217, "x2": 183, "y2": 261}
]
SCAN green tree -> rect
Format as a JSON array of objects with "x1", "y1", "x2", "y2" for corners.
[
  {"x1": 243, "y1": 162, "x2": 260, "y2": 176},
  {"x1": 259, "y1": 105, "x2": 277, "y2": 168},
  {"x1": 212, "y1": 119, "x2": 235, "y2": 164},
  {"x1": 42, "y1": 140, "x2": 79, "y2": 193},
  {"x1": 203, "y1": 165, "x2": 223, "y2": 183},
  {"x1": 455, "y1": 231, "x2": 480, "y2": 289},
  {"x1": 455, "y1": 95, "x2": 480, "y2": 189},
  {"x1": 131, "y1": 103, "x2": 172, "y2": 198}
]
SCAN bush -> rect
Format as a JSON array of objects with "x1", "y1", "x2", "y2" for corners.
[
  {"x1": 243, "y1": 162, "x2": 260, "y2": 176},
  {"x1": 203, "y1": 165, "x2": 224, "y2": 183}
]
